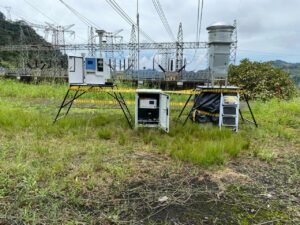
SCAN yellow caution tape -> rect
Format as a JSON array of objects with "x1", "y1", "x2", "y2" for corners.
[
  {"x1": 200, "y1": 89, "x2": 242, "y2": 93},
  {"x1": 69, "y1": 86, "x2": 243, "y2": 95},
  {"x1": 195, "y1": 109, "x2": 219, "y2": 117},
  {"x1": 69, "y1": 86, "x2": 134, "y2": 93},
  {"x1": 164, "y1": 90, "x2": 200, "y2": 95},
  {"x1": 74, "y1": 99, "x2": 193, "y2": 107},
  {"x1": 74, "y1": 99, "x2": 134, "y2": 105}
]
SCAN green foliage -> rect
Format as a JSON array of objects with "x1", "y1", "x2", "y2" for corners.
[
  {"x1": 0, "y1": 79, "x2": 299, "y2": 224},
  {"x1": 0, "y1": 15, "x2": 66, "y2": 69},
  {"x1": 271, "y1": 60, "x2": 300, "y2": 86},
  {"x1": 228, "y1": 59, "x2": 297, "y2": 100}
]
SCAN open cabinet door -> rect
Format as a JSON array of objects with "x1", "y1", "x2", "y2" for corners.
[
  {"x1": 160, "y1": 93, "x2": 170, "y2": 133},
  {"x1": 68, "y1": 56, "x2": 84, "y2": 84}
]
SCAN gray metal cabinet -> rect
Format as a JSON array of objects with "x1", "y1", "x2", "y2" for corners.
[{"x1": 135, "y1": 89, "x2": 170, "y2": 132}]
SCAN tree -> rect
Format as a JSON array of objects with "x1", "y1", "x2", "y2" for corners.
[{"x1": 228, "y1": 59, "x2": 297, "y2": 100}]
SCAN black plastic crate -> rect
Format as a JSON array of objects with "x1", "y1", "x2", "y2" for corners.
[
  {"x1": 223, "y1": 106, "x2": 236, "y2": 115},
  {"x1": 223, "y1": 116, "x2": 236, "y2": 126}
]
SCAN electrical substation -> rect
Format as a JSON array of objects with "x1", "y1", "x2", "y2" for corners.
[{"x1": 1, "y1": 0, "x2": 258, "y2": 132}]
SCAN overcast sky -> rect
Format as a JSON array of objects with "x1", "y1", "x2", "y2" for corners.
[{"x1": 1, "y1": 0, "x2": 300, "y2": 69}]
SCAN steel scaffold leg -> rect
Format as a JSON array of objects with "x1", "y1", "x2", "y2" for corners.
[
  {"x1": 53, "y1": 86, "x2": 91, "y2": 123},
  {"x1": 53, "y1": 89, "x2": 70, "y2": 124},
  {"x1": 53, "y1": 85, "x2": 133, "y2": 129},
  {"x1": 177, "y1": 94, "x2": 193, "y2": 122},
  {"x1": 244, "y1": 94, "x2": 258, "y2": 128},
  {"x1": 183, "y1": 94, "x2": 202, "y2": 126}
]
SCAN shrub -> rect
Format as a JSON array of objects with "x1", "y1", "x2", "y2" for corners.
[{"x1": 228, "y1": 59, "x2": 296, "y2": 100}]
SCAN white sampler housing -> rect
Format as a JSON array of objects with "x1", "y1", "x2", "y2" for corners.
[
  {"x1": 68, "y1": 56, "x2": 111, "y2": 85},
  {"x1": 135, "y1": 89, "x2": 170, "y2": 132},
  {"x1": 207, "y1": 22, "x2": 235, "y2": 85}
]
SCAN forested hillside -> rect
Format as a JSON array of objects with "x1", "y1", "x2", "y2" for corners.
[
  {"x1": 270, "y1": 60, "x2": 300, "y2": 85},
  {"x1": 0, "y1": 11, "x2": 64, "y2": 69}
]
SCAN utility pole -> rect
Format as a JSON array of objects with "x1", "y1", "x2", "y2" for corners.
[
  {"x1": 129, "y1": 25, "x2": 137, "y2": 71},
  {"x1": 137, "y1": 0, "x2": 140, "y2": 79},
  {"x1": 88, "y1": 26, "x2": 96, "y2": 56},
  {"x1": 230, "y1": 19, "x2": 238, "y2": 65},
  {"x1": 176, "y1": 22, "x2": 184, "y2": 72},
  {"x1": 19, "y1": 26, "x2": 28, "y2": 76}
]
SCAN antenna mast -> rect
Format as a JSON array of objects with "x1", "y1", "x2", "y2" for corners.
[{"x1": 137, "y1": 0, "x2": 140, "y2": 79}]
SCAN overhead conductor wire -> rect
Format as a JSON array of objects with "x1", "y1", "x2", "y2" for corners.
[
  {"x1": 105, "y1": 0, "x2": 155, "y2": 43},
  {"x1": 187, "y1": 0, "x2": 204, "y2": 70}
]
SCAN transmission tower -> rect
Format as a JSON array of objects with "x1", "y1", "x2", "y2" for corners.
[
  {"x1": 22, "y1": 20, "x2": 51, "y2": 42},
  {"x1": 175, "y1": 22, "x2": 184, "y2": 72},
  {"x1": 47, "y1": 24, "x2": 74, "y2": 77},
  {"x1": 88, "y1": 26, "x2": 96, "y2": 56},
  {"x1": 113, "y1": 30, "x2": 124, "y2": 71},
  {"x1": 18, "y1": 26, "x2": 29, "y2": 75},
  {"x1": 47, "y1": 24, "x2": 74, "y2": 50},
  {"x1": 128, "y1": 25, "x2": 138, "y2": 71},
  {"x1": 157, "y1": 48, "x2": 172, "y2": 72},
  {"x1": 104, "y1": 32, "x2": 116, "y2": 70},
  {"x1": 230, "y1": 19, "x2": 238, "y2": 65}
]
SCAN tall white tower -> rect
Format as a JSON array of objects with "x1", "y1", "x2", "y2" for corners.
[{"x1": 207, "y1": 22, "x2": 235, "y2": 86}]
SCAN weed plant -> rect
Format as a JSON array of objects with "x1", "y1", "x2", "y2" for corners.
[{"x1": 0, "y1": 79, "x2": 299, "y2": 223}]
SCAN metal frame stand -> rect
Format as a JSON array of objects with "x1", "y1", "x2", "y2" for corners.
[
  {"x1": 177, "y1": 91, "x2": 258, "y2": 128},
  {"x1": 177, "y1": 90, "x2": 203, "y2": 126},
  {"x1": 53, "y1": 84, "x2": 133, "y2": 129},
  {"x1": 239, "y1": 93, "x2": 258, "y2": 128}
]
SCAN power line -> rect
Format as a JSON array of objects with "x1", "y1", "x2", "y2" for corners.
[
  {"x1": 23, "y1": 0, "x2": 58, "y2": 24},
  {"x1": 186, "y1": 0, "x2": 204, "y2": 66},
  {"x1": 152, "y1": 0, "x2": 175, "y2": 42},
  {"x1": 196, "y1": 0, "x2": 204, "y2": 42},
  {"x1": 6, "y1": 6, "x2": 43, "y2": 24},
  {"x1": 105, "y1": 0, "x2": 155, "y2": 43},
  {"x1": 58, "y1": 0, "x2": 100, "y2": 29}
]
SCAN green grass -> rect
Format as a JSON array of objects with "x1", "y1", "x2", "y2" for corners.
[
  {"x1": 137, "y1": 124, "x2": 249, "y2": 167},
  {"x1": 0, "y1": 79, "x2": 67, "y2": 99},
  {"x1": 0, "y1": 79, "x2": 299, "y2": 223},
  {"x1": 251, "y1": 98, "x2": 300, "y2": 136},
  {"x1": 0, "y1": 78, "x2": 136, "y2": 101}
]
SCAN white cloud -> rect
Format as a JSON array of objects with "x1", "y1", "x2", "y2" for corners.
[{"x1": 1, "y1": 0, "x2": 300, "y2": 65}]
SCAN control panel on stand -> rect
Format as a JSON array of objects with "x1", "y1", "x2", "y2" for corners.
[{"x1": 68, "y1": 56, "x2": 111, "y2": 85}]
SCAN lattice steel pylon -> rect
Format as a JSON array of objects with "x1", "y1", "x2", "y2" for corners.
[
  {"x1": 18, "y1": 26, "x2": 29, "y2": 75},
  {"x1": 88, "y1": 26, "x2": 96, "y2": 56},
  {"x1": 158, "y1": 48, "x2": 172, "y2": 71},
  {"x1": 230, "y1": 20, "x2": 238, "y2": 65},
  {"x1": 175, "y1": 22, "x2": 184, "y2": 72},
  {"x1": 47, "y1": 24, "x2": 74, "y2": 77},
  {"x1": 104, "y1": 32, "x2": 115, "y2": 71},
  {"x1": 46, "y1": 23, "x2": 75, "y2": 52},
  {"x1": 128, "y1": 24, "x2": 138, "y2": 71}
]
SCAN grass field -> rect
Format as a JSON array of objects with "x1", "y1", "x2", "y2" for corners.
[{"x1": 0, "y1": 79, "x2": 299, "y2": 224}]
